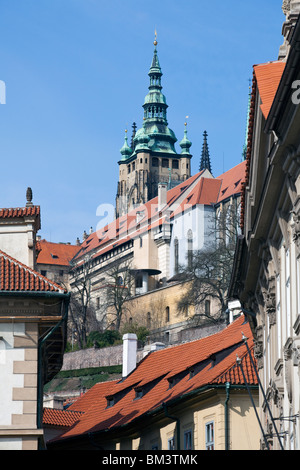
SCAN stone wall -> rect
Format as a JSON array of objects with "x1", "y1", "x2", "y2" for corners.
[
  {"x1": 61, "y1": 321, "x2": 227, "y2": 371},
  {"x1": 61, "y1": 344, "x2": 124, "y2": 371}
]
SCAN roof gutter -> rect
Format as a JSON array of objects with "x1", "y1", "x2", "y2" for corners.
[{"x1": 0, "y1": 291, "x2": 68, "y2": 298}]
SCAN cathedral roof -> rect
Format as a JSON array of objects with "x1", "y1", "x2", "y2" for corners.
[{"x1": 73, "y1": 161, "x2": 245, "y2": 264}]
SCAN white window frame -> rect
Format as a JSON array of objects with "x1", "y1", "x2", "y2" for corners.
[
  {"x1": 205, "y1": 421, "x2": 214, "y2": 450},
  {"x1": 184, "y1": 429, "x2": 193, "y2": 450}
]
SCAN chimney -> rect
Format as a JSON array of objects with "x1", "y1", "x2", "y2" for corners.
[
  {"x1": 158, "y1": 182, "x2": 168, "y2": 211},
  {"x1": 122, "y1": 333, "x2": 137, "y2": 377}
]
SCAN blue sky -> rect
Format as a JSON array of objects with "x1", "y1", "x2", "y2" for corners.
[{"x1": 0, "y1": 0, "x2": 285, "y2": 243}]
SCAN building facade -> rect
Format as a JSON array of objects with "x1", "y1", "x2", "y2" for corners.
[
  {"x1": 229, "y1": 2, "x2": 300, "y2": 450},
  {"x1": 36, "y1": 238, "x2": 80, "y2": 290},
  {"x1": 70, "y1": 160, "x2": 245, "y2": 340},
  {"x1": 0, "y1": 190, "x2": 70, "y2": 450}
]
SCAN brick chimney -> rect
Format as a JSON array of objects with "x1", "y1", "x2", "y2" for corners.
[{"x1": 122, "y1": 333, "x2": 137, "y2": 377}]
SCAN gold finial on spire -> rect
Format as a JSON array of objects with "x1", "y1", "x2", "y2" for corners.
[
  {"x1": 185, "y1": 115, "x2": 189, "y2": 126},
  {"x1": 154, "y1": 29, "x2": 157, "y2": 46}
]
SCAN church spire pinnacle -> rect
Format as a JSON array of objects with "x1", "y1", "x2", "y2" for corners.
[
  {"x1": 120, "y1": 129, "x2": 132, "y2": 159},
  {"x1": 199, "y1": 130, "x2": 212, "y2": 174},
  {"x1": 179, "y1": 119, "x2": 192, "y2": 155},
  {"x1": 154, "y1": 29, "x2": 157, "y2": 47},
  {"x1": 142, "y1": 34, "x2": 168, "y2": 125}
]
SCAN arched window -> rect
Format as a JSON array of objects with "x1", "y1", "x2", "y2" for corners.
[
  {"x1": 205, "y1": 300, "x2": 211, "y2": 315},
  {"x1": 165, "y1": 306, "x2": 170, "y2": 323},
  {"x1": 174, "y1": 238, "x2": 179, "y2": 274},
  {"x1": 187, "y1": 229, "x2": 193, "y2": 269}
]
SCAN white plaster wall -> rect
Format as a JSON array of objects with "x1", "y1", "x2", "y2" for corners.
[
  {"x1": 0, "y1": 323, "x2": 25, "y2": 426},
  {"x1": 169, "y1": 205, "x2": 215, "y2": 277},
  {"x1": 157, "y1": 242, "x2": 170, "y2": 280},
  {"x1": 0, "y1": 226, "x2": 30, "y2": 266},
  {"x1": 0, "y1": 438, "x2": 22, "y2": 450}
]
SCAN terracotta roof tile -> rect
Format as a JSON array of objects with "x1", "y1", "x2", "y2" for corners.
[
  {"x1": 0, "y1": 206, "x2": 40, "y2": 219},
  {"x1": 74, "y1": 165, "x2": 245, "y2": 265},
  {"x1": 51, "y1": 315, "x2": 257, "y2": 442},
  {"x1": 240, "y1": 61, "x2": 285, "y2": 233},
  {"x1": 0, "y1": 250, "x2": 66, "y2": 293},
  {"x1": 36, "y1": 239, "x2": 80, "y2": 266},
  {"x1": 254, "y1": 61, "x2": 285, "y2": 119},
  {"x1": 216, "y1": 161, "x2": 246, "y2": 204},
  {"x1": 43, "y1": 408, "x2": 83, "y2": 427}
]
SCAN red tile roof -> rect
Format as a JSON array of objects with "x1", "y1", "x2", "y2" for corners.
[
  {"x1": 0, "y1": 250, "x2": 66, "y2": 293},
  {"x1": 50, "y1": 315, "x2": 257, "y2": 442},
  {"x1": 0, "y1": 206, "x2": 40, "y2": 219},
  {"x1": 43, "y1": 408, "x2": 84, "y2": 428},
  {"x1": 216, "y1": 161, "x2": 246, "y2": 204},
  {"x1": 36, "y1": 239, "x2": 80, "y2": 267},
  {"x1": 254, "y1": 61, "x2": 285, "y2": 119},
  {"x1": 74, "y1": 164, "x2": 245, "y2": 264},
  {"x1": 240, "y1": 61, "x2": 285, "y2": 233}
]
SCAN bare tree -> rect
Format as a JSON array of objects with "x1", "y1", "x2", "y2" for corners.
[
  {"x1": 68, "y1": 254, "x2": 97, "y2": 348},
  {"x1": 177, "y1": 201, "x2": 241, "y2": 323},
  {"x1": 100, "y1": 259, "x2": 134, "y2": 331}
]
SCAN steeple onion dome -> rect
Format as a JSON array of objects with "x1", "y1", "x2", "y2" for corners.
[
  {"x1": 120, "y1": 130, "x2": 132, "y2": 160},
  {"x1": 179, "y1": 121, "x2": 192, "y2": 155}
]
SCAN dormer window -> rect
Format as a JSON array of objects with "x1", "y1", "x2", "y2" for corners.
[
  {"x1": 106, "y1": 396, "x2": 115, "y2": 408},
  {"x1": 168, "y1": 378, "x2": 175, "y2": 389},
  {"x1": 134, "y1": 387, "x2": 143, "y2": 400}
]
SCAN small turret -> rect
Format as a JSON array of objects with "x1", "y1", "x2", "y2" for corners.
[
  {"x1": 179, "y1": 121, "x2": 192, "y2": 156},
  {"x1": 120, "y1": 129, "x2": 132, "y2": 160},
  {"x1": 199, "y1": 130, "x2": 212, "y2": 174}
]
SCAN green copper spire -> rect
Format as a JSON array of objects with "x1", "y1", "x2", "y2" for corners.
[
  {"x1": 134, "y1": 118, "x2": 150, "y2": 152},
  {"x1": 179, "y1": 121, "x2": 192, "y2": 155},
  {"x1": 120, "y1": 129, "x2": 132, "y2": 160},
  {"x1": 199, "y1": 130, "x2": 212, "y2": 173},
  {"x1": 143, "y1": 34, "x2": 168, "y2": 124},
  {"x1": 132, "y1": 33, "x2": 177, "y2": 155}
]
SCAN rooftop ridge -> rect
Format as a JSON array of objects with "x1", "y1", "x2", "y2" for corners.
[{"x1": 0, "y1": 249, "x2": 67, "y2": 293}]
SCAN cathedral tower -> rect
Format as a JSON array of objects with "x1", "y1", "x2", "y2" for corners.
[{"x1": 116, "y1": 35, "x2": 192, "y2": 218}]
